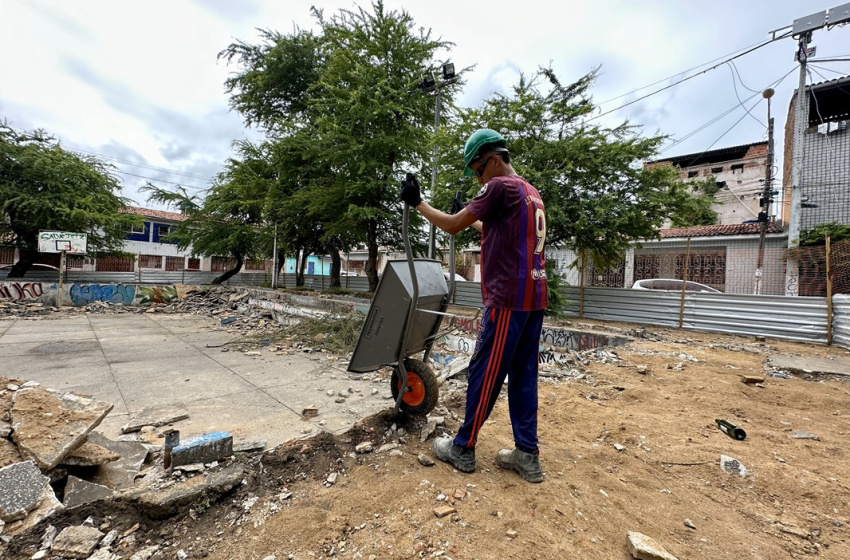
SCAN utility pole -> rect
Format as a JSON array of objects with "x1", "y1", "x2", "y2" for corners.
[
  {"x1": 778, "y1": 5, "x2": 850, "y2": 296},
  {"x1": 754, "y1": 88, "x2": 775, "y2": 295},
  {"x1": 418, "y1": 63, "x2": 458, "y2": 260}
]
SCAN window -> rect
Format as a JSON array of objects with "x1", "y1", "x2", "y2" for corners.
[
  {"x1": 165, "y1": 256, "x2": 184, "y2": 271},
  {"x1": 186, "y1": 258, "x2": 200, "y2": 270},
  {"x1": 96, "y1": 256, "x2": 135, "y2": 272},
  {"x1": 245, "y1": 260, "x2": 266, "y2": 271},
  {"x1": 711, "y1": 166, "x2": 723, "y2": 173},
  {"x1": 129, "y1": 223, "x2": 146, "y2": 235},
  {"x1": 716, "y1": 181, "x2": 727, "y2": 189},
  {"x1": 139, "y1": 255, "x2": 163, "y2": 269},
  {"x1": 211, "y1": 256, "x2": 237, "y2": 272},
  {"x1": 687, "y1": 170, "x2": 699, "y2": 178},
  {"x1": 730, "y1": 163, "x2": 744, "y2": 173},
  {"x1": 0, "y1": 246, "x2": 14, "y2": 265}
]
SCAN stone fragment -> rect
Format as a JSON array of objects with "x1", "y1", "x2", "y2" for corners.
[
  {"x1": 0, "y1": 420, "x2": 10, "y2": 438},
  {"x1": 418, "y1": 454, "x2": 435, "y2": 467},
  {"x1": 506, "y1": 530, "x2": 518, "y2": 539},
  {"x1": 355, "y1": 441, "x2": 373, "y2": 454},
  {"x1": 87, "y1": 548, "x2": 116, "y2": 560},
  {"x1": 60, "y1": 442, "x2": 121, "y2": 467},
  {"x1": 789, "y1": 431, "x2": 820, "y2": 441},
  {"x1": 10, "y1": 388, "x2": 113, "y2": 470},
  {"x1": 31, "y1": 549, "x2": 47, "y2": 559},
  {"x1": 170, "y1": 431, "x2": 233, "y2": 468},
  {"x1": 121, "y1": 407, "x2": 189, "y2": 434},
  {"x1": 433, "y1": 506, "x2": 456, "y2": 518},
  {"x1": 684, "y1": 519, "x2": 696, "y2": 529},
  {"x1": 174, "y1": 463, "x2": 205, "y2": 474},
  {"x1": 86, "y1": 432, "x2": 149, "y2": 491},
  {"x1": 335, "y1": 397, "x2": 346, "y2": 403},
  {"x1": 452, "y1": 489, "x2": 466, "y2": 500},
  {"x1": 719, "y1": 455, "x2": 750, "y2": 477},
  {"x1": 0, "y1": 437, "x2": 23, "y2": 468},
  {"x1": 0, "y1": 461, "x2": 49, "y2": 522},
  {"x1": 301, "y1": 407, "x2": 319, "y2": 418},
  {"x1": 41, "y1": 525, "x2": 59, "y2": 549},
  {"x1": 50, "y1": 525, "x2": 104, "y2": 559},
  {"x1": 233, "y1": 440, "x2": 266, "y2": 453},
  {"x1": 326, "y1": 472, "x2": 338, "y2": 486},
  {"x1": 120, "y1": 463, "x2": 244, "y2": 519},
  {"x1": 636, "y1": 365, "x2": 649, "y2": 374},
  {"x1": 626, "y1": 531, "x2": 678, "y2": 560},
  {"x1": 376, "y1": 443, "x2": 399, "y2": 454},
  {"x1": 614, "y1": 443, "x2": 626, "y2": 452},
  {"x1": 420, "y1": 420, "x2": 438, "y2": 442},
  {"x1": 741, "y1": 375, "x2": 765, "y2": 384},
  {"x1": 99, "y1": 528, "x2": 119, "y2": 549},
  {"x1": 63, "y1": 476, "x2": 114, "y2": 509},
  {"x1": 129, "y1": 545, "x2": 160, "y2": 560},
  {"x1": 3, "y1": 484, "x2": 63, "y2": 536},
  {"x1": 137, "y1": 426, "x2": 165, "y2": 446}
]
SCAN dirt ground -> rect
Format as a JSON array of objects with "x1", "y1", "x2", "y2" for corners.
[{"x1": 5, "y1": 316, "x2": 850, "y2": 560}]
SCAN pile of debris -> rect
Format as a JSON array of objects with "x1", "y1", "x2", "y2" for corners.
[
  {"x1": 0, "y1": 376, "x2": 262, "y2": 556},
  {"x1": 0, "y1": 301, "x2": 59, "y2": 318}
]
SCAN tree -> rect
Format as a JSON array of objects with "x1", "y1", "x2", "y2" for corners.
[
  {"x1": 143, "y1": 141, "x2": 271, "y2": 285},
  {"x1": 220, "y1": 2, "x2": 452, "y2": 291},
  {"x1": 435, "y1": 68, "x2": 708, "y2": 271},
  {"x1": 0, "y1": 123, "x2": 140, "y2": 278}
]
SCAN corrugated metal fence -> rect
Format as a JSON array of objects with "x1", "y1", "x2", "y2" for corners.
[{"x1": 835, "y1": 294, "x2": 850, "y2": 349}]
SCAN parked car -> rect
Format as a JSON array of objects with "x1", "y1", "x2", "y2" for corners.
[
  {"x1": 631, "y1": 278, "x2": 720, "y2": 293},
  {"x1": 0, "y1": 263, "x2": 59, "y2": 271}
]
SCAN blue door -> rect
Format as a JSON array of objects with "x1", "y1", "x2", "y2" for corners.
[{"x1": 307, "y1": 261, "x2": 315, "y2": 275}]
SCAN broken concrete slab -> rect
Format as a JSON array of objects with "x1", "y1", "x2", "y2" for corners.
[
  {"x1": 768, "y1": 355, "x2": 850, "y2": 377},
  {"x1": 50, "y1": 525, "x2": 104, "y2": 559},
  {"x1": 121, "y1": 406, "x2": 189, "y2": 434},
  {"x1": 0, "y1": 460, "x2": 50, "y2": 522},
  {"x1": 86, "y1": 432, "x2": 148, "y2": 491},
  {"x1": 60, "y1": 442, "x2": 121, "y2": 467},
  {"x1": 3, "y1": 483, "x2": 63, "y2": 536},
  {"x1": 720, "y1": 454, "x2": 750, "y2": 477},
  {"x1": 0, "y1": 438, "x2": 23, "y2": 468},
  {"x1": 11, "y1": 388, "x2": 113, "y2": 470},
  {"x1": 63, "y1": 475, "x2": 115, "y2": 509},
  {"x1": 233, "y1": 440, "x2": 266, "y2": 453},
  {"x1": 627, "y1": 531, "x2": 679, "y2": 560},
  {"x1": 121, "y1": 463, "x2": 244, "y2": 519}
]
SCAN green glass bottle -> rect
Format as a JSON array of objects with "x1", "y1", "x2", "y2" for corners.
[{"x1": 715, "y1": 419, "x2": 746, "y2": 440}]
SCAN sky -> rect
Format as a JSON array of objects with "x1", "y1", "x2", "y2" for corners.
[{"x1": 2, "y1": 0, "x2": 849, "y2": 210}]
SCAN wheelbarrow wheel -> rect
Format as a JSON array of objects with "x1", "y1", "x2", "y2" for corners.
[{"x1": 391, "y1": 358, "x2": 439, "y2": 416}]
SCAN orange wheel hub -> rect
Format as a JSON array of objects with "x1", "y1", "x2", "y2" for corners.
[{"x1": 398, "y1": 371, "x2": 425, "y2": 406}]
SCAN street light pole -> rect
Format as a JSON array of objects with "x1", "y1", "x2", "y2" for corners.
[{"x1": 754, "y1": 88, "x2": 774, "y2": 295}]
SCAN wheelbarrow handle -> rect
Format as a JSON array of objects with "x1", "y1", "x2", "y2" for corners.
[{"x1": 393, "y1": 201, "x2": 419, "y2": 410}]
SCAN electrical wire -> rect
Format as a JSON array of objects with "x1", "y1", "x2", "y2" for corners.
[
  {"x1": 586, "y1": 36, "x2": 784, "y2": 123},
  {"x1": 726, "y1": 63, "x2": 765, "y2": 128},
  {"x1": 112, "y1": 169, "x2": 209, "y2": 191},
  {"x1": 66, "y1": 145, "x2": 213, "y2": 181},
  {"x1": 678, "y1": 95, "x2": 763, "y2": 169},
  {"x1": 595, "y1": 37, "x2": 778, "y2": 106},
  {"x1": 729, "y1": 61, "x2": 761, "y2": 94}
]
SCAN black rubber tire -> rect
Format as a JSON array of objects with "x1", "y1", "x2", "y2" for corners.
[{"x1": 390, "y1": 358, "x2": 439, "y2": 416}]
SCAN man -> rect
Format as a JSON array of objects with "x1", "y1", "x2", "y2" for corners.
[{"x1": 399, "y1": 128, "x2": 548, "y2": 483}]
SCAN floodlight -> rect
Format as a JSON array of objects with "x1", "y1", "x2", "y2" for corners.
[
  {"x1": 418, "y1": 74, "x2": 436, "y2": 90},
  {"x1": 442, "y1": 62, "x2": 455, "y2": 80}
]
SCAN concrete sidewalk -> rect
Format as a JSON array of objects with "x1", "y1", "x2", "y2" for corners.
[{"x1": 0, "y1": 313, "x2": 391, "y2": 450}]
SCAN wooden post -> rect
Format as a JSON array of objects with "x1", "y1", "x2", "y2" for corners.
[
  {"x1": 826, "y1": 234, "x2": 833, "y2": 345},
  {"x1": 678, "y1": 237, "x2": 691, "y2": 329},
  {"x1": 57, "y1": 250, "x2": 66, "y2": 307},
  {"x1": 579, "y1": 249, "x2": 585, "y2": 319}
]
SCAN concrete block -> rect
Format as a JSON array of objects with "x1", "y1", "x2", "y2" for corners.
[
  {"x1": 51, "y1": 525, "x2": 104, "y2": 559},
  {"x1": 170, "y1": 431, "x2": 233, "y2": 468},
  {"x1": 63, "y1": 476, "x2": 114, "y2": 509},
  {"x1": 0, "y1": 461, "x2": 50, "y2": 522}
]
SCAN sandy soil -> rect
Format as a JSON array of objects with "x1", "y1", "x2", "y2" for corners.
[{"x1": 5, "y1": 319, "x2": 850, "y2": 560}]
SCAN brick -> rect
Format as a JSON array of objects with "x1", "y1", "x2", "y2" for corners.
[
  {"x1": 170, "y1": 432, "x2": 233, "y2": 468},
  {"x1": 433, "y1": 506, "x2": 456, "y2": 518}
]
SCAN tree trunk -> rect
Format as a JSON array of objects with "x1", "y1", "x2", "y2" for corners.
[
  {"x1": 5, "y1": 240, "x2": 38, "y2": 279},
  {"x1": 297, "y1": 249, "x2": 307, "y2": 287},
  {"x1": 329, "y1": 247, "x2": 341, "y2": 288},
  {"x1": 212, "y1": 254, "x2": 243, "y2": 285},
  {"x1": 276, "y1": 248, "x2": 287, "y2": 287},
  {"x1": 366, "y1": 219, "x2": 379, "y2": 292}
]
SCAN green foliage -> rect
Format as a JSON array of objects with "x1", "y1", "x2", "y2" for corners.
[
  {"x1": 800, "y1": 222, "x2": 850, "y2": 246},
  {"x1": 668, "y1": 175, "x2": 718, "y2": 227},
  {"x1": 0, "y1": 123, "x2": 141, "y2": 276},
  {"x1": 142, "y1": 141, "x2": 271, "y2": 284},
  {"x1": 544, "y1": 259, "x2": 565, "y2": 317}
]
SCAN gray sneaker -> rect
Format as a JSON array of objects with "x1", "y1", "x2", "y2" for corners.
[
  {"x1": 496, "y1": 448, "x2": 544, "y2": 483},
  {"x1": 432, "y1": 436, "x2": 475, "y2": 473}
]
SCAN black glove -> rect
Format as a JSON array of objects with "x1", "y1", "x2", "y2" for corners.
[
  {"x1": 450, "y1": 191, "x2": 466, "y2": 214},
  {"x1": 400, "y1": 172, "x2": 422, "y2": 207}
]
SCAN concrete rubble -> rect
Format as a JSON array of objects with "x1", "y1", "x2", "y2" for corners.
[{"x1": 627, "y1": 531, "x2": 679, "y2": 560}]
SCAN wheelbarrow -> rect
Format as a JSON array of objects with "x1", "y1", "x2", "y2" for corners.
[{"x1": 347, "y1": 199, "x2": 462, "y2": 416}]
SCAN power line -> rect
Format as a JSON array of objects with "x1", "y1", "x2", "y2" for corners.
[
  {"x1": 66, "y1": 145, "x2": 214, "y2": 181},
  {"x1": 586, "y1": 36, "x2": 785, "y2": 123},
  {"x1": 596, "y1": 37, "x2": 775, "y2": 106},
  {"x1": 726, "y1": 63, "x2": 765, "y2": 128},
  {"x1": 113, "y1": 169, "x2": 209, "y2": 191},
  {"x1": 729, "y1": 60, "x2": 762, "y2": 94}
]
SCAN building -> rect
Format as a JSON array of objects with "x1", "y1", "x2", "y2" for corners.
[
  {"x1": 780, "y1": 75, "x2": 850, "y2": 231},
  {"x1": 647, "y1": 142, "x2": 770, "y2": 226}
]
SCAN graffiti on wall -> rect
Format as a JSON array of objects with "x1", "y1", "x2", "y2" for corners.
[
  {"x1": 70, "y1": 284, "x2": 136, "y2": 306},
  {"x1": 136, "y1": 285, "x2": 178, "y2": 304},
  {"x1": 0, "y1": 282, "x2": 45, "y2": 302}
]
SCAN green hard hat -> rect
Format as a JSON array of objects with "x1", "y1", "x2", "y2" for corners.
[{"x1": 463, "y1": 128, "x2": 507, "y2": 176}]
